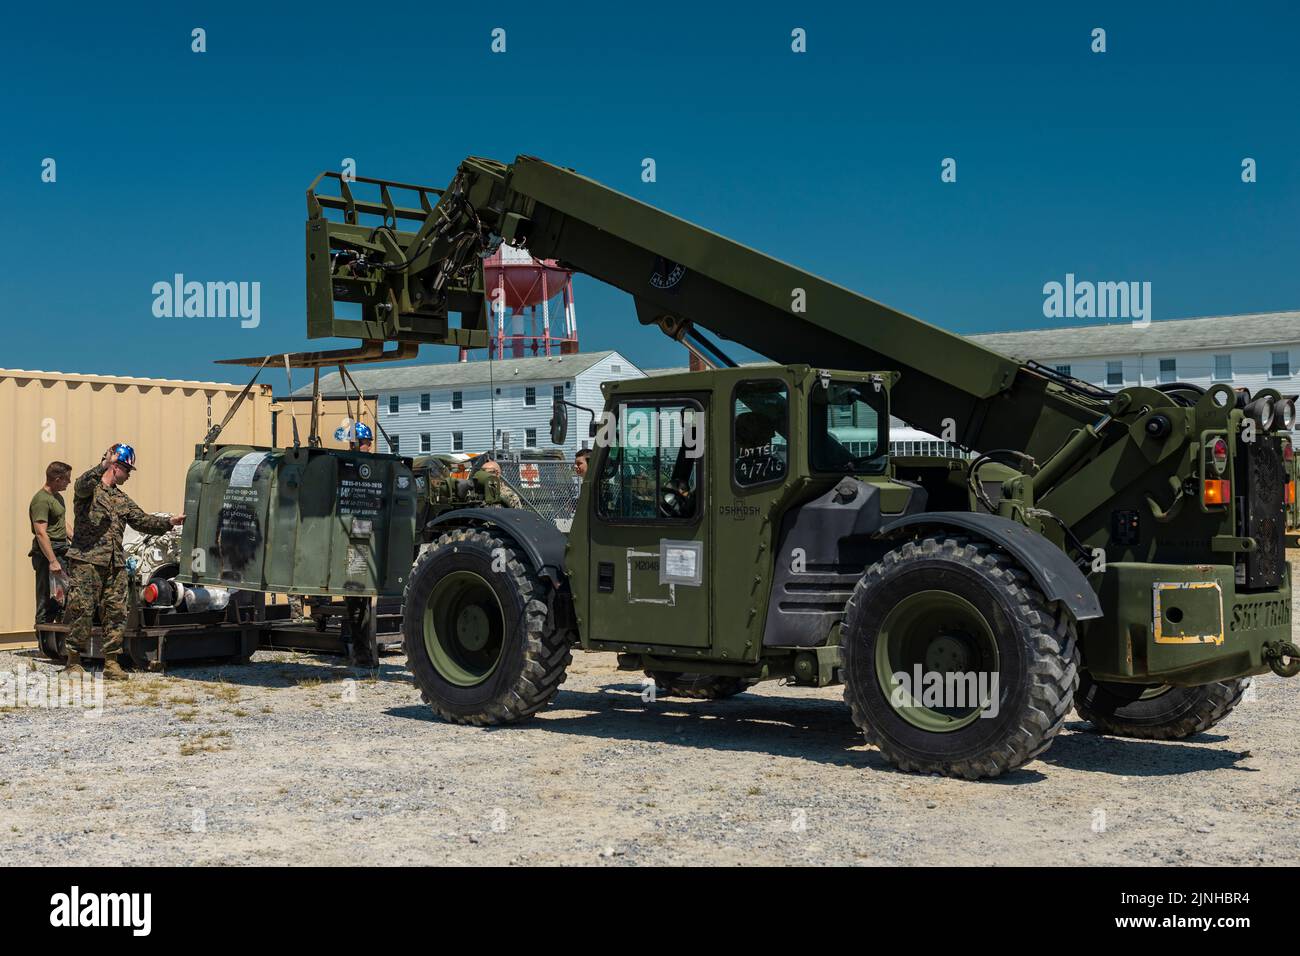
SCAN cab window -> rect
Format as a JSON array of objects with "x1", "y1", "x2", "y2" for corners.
[
  {"x1": 733, "y1": 380, "x2": 788, "y2": 487},
  {"x1": 810, "y1": 381, "x2": 888, "y2": 474},
  {"x1": 596, "y1": 401, "x2": 703, "y2": 521}
]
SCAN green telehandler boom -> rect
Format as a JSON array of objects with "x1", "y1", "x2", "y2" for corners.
[{"x1": 296, "y1": 156, "x2": 1297, "y2": 778}]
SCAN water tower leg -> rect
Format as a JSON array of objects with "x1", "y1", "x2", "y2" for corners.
[{"x1": 541, "y1": 270, "x2": 551, "y2": 356}]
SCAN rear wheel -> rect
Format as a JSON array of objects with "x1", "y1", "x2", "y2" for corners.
[
  {"x1": 647, "y1": 671, "x2": 754, "y2": 700},
  {"x1": 842, "y1": 536, "x2": 1079, "y2": 779},
  {"x1": 37, "y1": 628, "x2": 63, "y2": 661},
  {"x1": 1074, "y1": 675, "x2": 1249, "y2": 739},
  {"x1": 403, "y1": 528, "x2": 570, "y2": 725}
]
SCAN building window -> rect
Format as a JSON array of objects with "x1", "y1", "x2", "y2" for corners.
[
  {"x1": 524, "y1": 386, "x2": 536, "y2": 407},
  {"x1": 525, "y1": 428, "x2": 537, "y2": 448},
  {"x1": 389, "y1": 434, "x2": 400, "y2": 453},
  {"x1": 451, "y1": 390, "x2": 463, "y2": 410},
  {"x1": 420, "y1": 433, "x2": 431, "y2": 452},
  {"x1": 1159, "y1": 358, "x2": 1177, "y2": 383},
  {"x1": 610, "y1": 364, "x2": 622, "y2": 374},
  {"x1": 388, "y1": 395, "x2": 399, "y2": 414},
  {"x1": 420, "y1": 393, "x2": 430, "y2": 412},
  {"x1": 1106, "y1": 361, "x2": 1123, "y2": 386},
  {"x1": 1271, "y1": 351, "x2": 1289, "y2": 377},
  {"x1": 552, "y1": 384, "x2": 564, "y2": 404},
  {"x1": 1214, "y1": 354, "x2": 1233, "y2": 381},
  {"x1": 1054, "y1": 364, "x2": 1072, "y2": 377},
  {"x1": 451, "y1": 431, "x2": 463, "y2": 452}
]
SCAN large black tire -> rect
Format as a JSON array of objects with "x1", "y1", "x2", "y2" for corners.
[
  {"x1": 1074, "y1": 675, "x2": 1250, "y2": 740},
  {"x1": 403, "y1": 528, "x2": 570, "y2": 725},
  {"x1": 841, "y1": 536, "x2": 1079, "y2": 780},
  {"x1": 647, "y1": 671, "x2": 754, "y2": 700}
]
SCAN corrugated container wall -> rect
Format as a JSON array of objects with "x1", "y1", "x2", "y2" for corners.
[{"x1": 0, "y1": 369, "x2": 273, "y2": 643}]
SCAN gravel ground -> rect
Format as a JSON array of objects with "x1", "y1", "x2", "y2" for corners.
[{"x1": 2, "y1": 610, "x2": 1297, "y2": 866}]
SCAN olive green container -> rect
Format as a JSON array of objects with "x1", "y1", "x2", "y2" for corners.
[{"x1": 179, "y1": 445, "x2": 417, "y2": 598}]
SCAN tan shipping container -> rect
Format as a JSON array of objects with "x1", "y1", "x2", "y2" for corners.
[{"x1": 0, "y1": 368, "x2": 274, "y2": 645}]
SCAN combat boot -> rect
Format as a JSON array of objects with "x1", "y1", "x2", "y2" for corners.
[
  {"x1": 102, "y1": 655, "x2": 129, "y2": 681},
  {"x1": 64, "y1": 649, "x2": 85, "y2": 675}
]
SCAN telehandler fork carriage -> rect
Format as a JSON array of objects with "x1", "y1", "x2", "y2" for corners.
[{"x1": 219, "y1": 155, "x2": 1296, "y2": 779}]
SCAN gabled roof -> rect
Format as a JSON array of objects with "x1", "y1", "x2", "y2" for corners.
[{"x1": 968, "y1": 311, "x2": 1300, "y2": 362}]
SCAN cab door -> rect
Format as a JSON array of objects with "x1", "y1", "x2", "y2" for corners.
[{"x1": 585, "y1": 395, "x2": 711, "y2": 649}]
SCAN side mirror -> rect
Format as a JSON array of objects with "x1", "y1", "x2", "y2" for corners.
[{"x1": 550, "y1": 401, "x2": 569, "y2": 445}]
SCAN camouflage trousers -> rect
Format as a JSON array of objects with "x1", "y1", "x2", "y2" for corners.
[{"x1": 64, "y1": 559, "x2": 129, "y2": 656}]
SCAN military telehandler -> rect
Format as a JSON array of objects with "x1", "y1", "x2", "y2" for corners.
[{"x1": 240, "y1": 157, "x2": 1300, "y2": 778}]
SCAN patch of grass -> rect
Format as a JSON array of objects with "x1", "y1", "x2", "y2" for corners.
[
  {"x1": 211, "y1": 683, "x2": 241, "y2": 703},
  {"x1": 229, "y1": 708, "x2": 250, "y2": 718},
  {"x1": 296, "y1": 677, "x2": 323, "y2": 688},
  {"x1": 180, "y1": 730, "x2": 232, "y2": 757}
]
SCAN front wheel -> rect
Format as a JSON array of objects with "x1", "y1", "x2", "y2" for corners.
[
  {"x1": 841, "y1": 536, "x2": 1080, "y2": 780},
  {"x1": 403, "y1": 527, "x2": 570, "y2": 725},
  {"x1": 1074, "y1": 676, "x2": 1250, "y2": 739}
]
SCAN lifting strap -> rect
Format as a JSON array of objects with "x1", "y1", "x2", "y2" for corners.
[
  {"x1": 337, "y1": 363, "x2": 395, "y2": 452},
  {"x1": 282, "y1": 354, "x2": 302, "y2": 448},
  {"x1": 202, "y1": 354, "x2": 271, "y2": 454}
]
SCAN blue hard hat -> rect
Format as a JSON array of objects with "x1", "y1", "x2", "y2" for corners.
[
  {"x1": 354, "y1": 422, "x2": 374, "y2": 442},
  {"x1": 110, "y1": 443, "x2": 137, "y2": 470}
]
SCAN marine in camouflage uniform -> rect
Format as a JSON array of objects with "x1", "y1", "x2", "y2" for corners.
[
  {"x1": 478, "y1": 459, "x2": 522, "y2": 508},
  {"x1": 64, "y1": 448, "x2": 178, "y2": 677}
]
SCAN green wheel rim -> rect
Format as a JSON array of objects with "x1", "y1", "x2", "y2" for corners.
[
  {"x1": 1136, "y1": 684, "x2": 1172, "y2": 702},
  {"x1": 874, "y1": 590, "x2": 1000, "y2": 733},
  {"x1": 423, "y1": 570, "x2": 506, "y2": 687}
]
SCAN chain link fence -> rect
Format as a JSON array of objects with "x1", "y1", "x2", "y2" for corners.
[{"x1": 497, "y1": 457, "x2": 582, "y2": 531}]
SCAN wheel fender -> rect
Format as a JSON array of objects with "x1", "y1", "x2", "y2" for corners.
[
  {"x1": 426, "y1": 508, "x2": 568, "y2": 586},
  {"x1": 878, "y1": 511, "x2": 1103, "y2": 621}
]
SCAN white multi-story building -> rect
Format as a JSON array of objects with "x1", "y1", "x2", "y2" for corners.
[
  {"x1": 299, "y1": 350, "x2": 643, "y2": 457},
  {"x1": 969, "y1": 311, "x2": 1300, "y2": 397}
]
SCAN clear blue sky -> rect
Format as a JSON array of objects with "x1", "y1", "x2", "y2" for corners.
[{"x1": 2, "y1": 1, "x2": 1297, "y2": 385}]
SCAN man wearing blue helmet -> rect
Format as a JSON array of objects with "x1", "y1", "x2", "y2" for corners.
[
  {"x1": 63, "y1": 443, "x2": 186, "y2": 679},
  {"x1": 350, "y1": 421, "x2": 374, "y2": 453}
]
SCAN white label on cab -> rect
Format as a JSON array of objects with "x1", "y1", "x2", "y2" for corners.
[{"x1": 660, "y1": 539, "x2": 704, "y2": 587}]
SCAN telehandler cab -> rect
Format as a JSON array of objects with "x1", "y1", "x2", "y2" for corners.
[{"x1": 235, "y1": 156, "x2": 1300, "y2": 778}]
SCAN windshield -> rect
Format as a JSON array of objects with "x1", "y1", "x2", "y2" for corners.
[{"x1": 809, "y1": 380, "x2": 889, "y2": 475}]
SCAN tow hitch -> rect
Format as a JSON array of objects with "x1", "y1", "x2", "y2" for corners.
[{"x1": 1263, "y1": 641, "x2": 1300, "y2": 678}]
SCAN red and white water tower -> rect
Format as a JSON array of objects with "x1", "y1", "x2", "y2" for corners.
[{"x1": 472, "y1": 244, "x2": 579, "y2": 359}]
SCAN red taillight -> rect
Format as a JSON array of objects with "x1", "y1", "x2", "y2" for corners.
[
  {"x1": 1287, "y1": 482, "x2": 1296, "y2": 505},
  {"x1": 143, "y1": 583, "x2": 159, "y2": 604},
  {"x1": 1211, "y1": 437, "x2": 1229, "y2": 475},
  {"x1": 1203, "y1": 479, "x2": 1230, "y2": 506}
]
